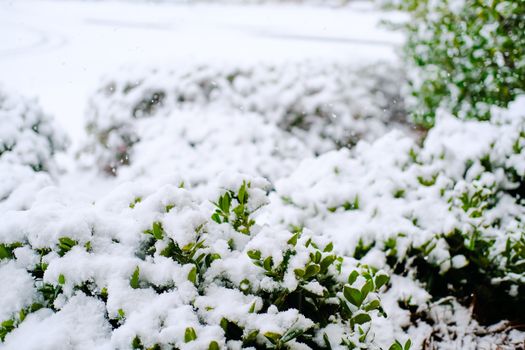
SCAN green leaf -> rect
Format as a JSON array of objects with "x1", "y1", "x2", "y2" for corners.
[
  {"x1": 58, "y1": 274, "x2": 65, "y2": 285},
  {"x1": 364, "y1": 299, "x2": 381, "y2": 311},
  {"x1": 208, "y1": 341, "x2": 220, "y2": 350},
  {"x1": 347, "y1": 270, "x2": 359, "y2": 285},
  {"x1": 404, "y1": 339, "x2": 412, "y2": 350},
  {"x1": 247, "y1": 250, "x2": 261, "y2": 260},
  {"x1": 361, "y1": 279, "x2": 374, "y2": 299},
  {"x1": 58, "y1": 237, "x2": 78, "y2": 256},
  {"x1": 375, "y1": 274, "x2": 389, "y2": 289},
  {"x1": 130, "y1": 266, "x2": 140, "y2": 289},
  {"x1": 323, "y1": 242, "x2": 334, "y2": 252},
  {"x1": 344, "y1": 286, "x2": 363, "y2": 307},
  {"x1": 352, "y1": 313, "x2": 372, "y2": 325},
  {"x1": 0, "y1": 245, "x2": 10, "y2": 260},
  {"x1": 323, "y1": 333, "x2": 333, "y2": 350},
  {"x1": 211, "y1": 213, "x2": 221, "y2": 224},
  {"x1": 244, "y1": 330, "x2": 259, "y2": 343},
  {"x1": 238, "y1": 182, "x2": 247, "y2": 204},
  {"x1": 220, "y1": 193, "x2": 231, "y2": 214},
  {"x1": 320, "y1": 255, "x2": 336, "y2": 273},
  {"x1": 287, "y1": 232, "x2": 300, "y2": 246},
  {"x1": 248, "y1": 301, "x2": 256, "y2": 313},
  {"x1": 389, "y1": 340, "x2": 403, "y2": 350},
  {"x1": 294, "y1": 268, "x2": 305, "y2": 277},
  {"x1": 1, "y1": 319, "x2": 14, "y2": 328},
  {"x1": 131, "y1": 336, "x2": 142, "y2": 349},
  {"x1": 0, "y1": 243, "x2": 19, "y2": 260},
  {"x1": 303, "y1": 264, "x2": 321, "y2": 279},
  {"x1": 233, "y1": 204, "x2": 244, "y2": 217},
  {"x1": 263, "y1": 332, "x2": 281, "y2": 345},
  {"x1": 281, "y1": 328, "x2": 304, "y2": 343},
  {"x1": 263, "y1": 256, "x2": 273, "y2": 271},
  {"x1": 187, "y1": 266, "x2": 197, "y2": 284},
  {"x1": 184, "y1": 327, "x2": 197, "y2": 343},
  {"x1": 152, "y1": 222, "x2": 164, "y2": 240}
]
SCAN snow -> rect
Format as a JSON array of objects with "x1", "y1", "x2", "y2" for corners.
[{"x1": 0, "y1": 0, "x2": 524, "y2": 349}]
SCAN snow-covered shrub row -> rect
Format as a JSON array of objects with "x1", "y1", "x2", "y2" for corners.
[
  {"x1": 80, "y1": 108, "x2": 313, "y2": 185},
  {"x1": 0, "y1": 88, "x2": 67, "y2": 211},
  {"x1": 266, "y1": 97, "x2": 525, "y2": 339},
  {"x1": 382, "y1": 0, "x2": 525, "y2": 126},
  {"x1": 81, "y1": 61, "x2": 407, "y2": 174},
  {"x1": 0, "y1": 174, "x2": 403, "y2": 350}
]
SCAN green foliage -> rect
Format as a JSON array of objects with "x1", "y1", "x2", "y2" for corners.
[
  {"x1": 389, "y1": 339, "x2": 411, "y2": 350},
  {"x1": 0, "y1": 178, "x2": 404, "y2": 349},
  {"x1": 212, "y1": 181, "x2": 259, "y2": 235},
  {"x1": 0, "y1": 303, "x2": 43, "y2": 341},
  {"x1": 387, "y1": 0, "x2": 525, "y2": 126},
  {"x1": 144, "y1": 222, "x2": 164, "y2": 240},
  {"x1": 0, "y1": 242, "x2": 23, "y2": 260},
  {"x1": 130, "y1": 266, "x2": 140, "y2": 289},
  {"x1": 246, "y1": 232, "x2": 391, "y2": 349},
  {"x1": 417, "y1": 174, "x2": 437, "y2": 187},
  {"x1": 129, "y1": 197, "x2": 142, "y2": 208},
  {"x1": 328, "y1": 196, "x2": 360, "y2": 213},
  {"x1": 184, "y1": 327, "x2": 197, "y2": 343},
  {"x1": 208, "y1": 341, "x2": 220, "y2": 350},
  {"x1": 57, "y1": 237, "x2": 78, "y2": 256}
]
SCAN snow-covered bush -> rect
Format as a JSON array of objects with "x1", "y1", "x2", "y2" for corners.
[
  {"x1": 0, "y1": 87, "x2": 67, "y2": 172},
  {"x1": 384, "y1": 0, "x2": 525, "y2": 126},
  {"x1": 267, "y1": 97, "x2": 525, "y2": 332},
  {"x1": 0, "y1": 174, "x2": 402, "y2": 350},
  {"x1": 0, "y1": 88, "x2": 67, "y2": 212},
  {"x1": 81, "y1": 61, "x2": 408, "y2": 174},
  {"x1": 80, "y1": 107, "x2": 313, "y2": 185}
]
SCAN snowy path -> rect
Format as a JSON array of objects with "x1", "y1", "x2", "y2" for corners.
[{"x1": 0, "y1": 0, "x2": 402, "y2": 145}]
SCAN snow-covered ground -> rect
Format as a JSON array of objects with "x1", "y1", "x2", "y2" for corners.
[{"x1": 0, "y1": 0, "x2": 402, "y2": 146}]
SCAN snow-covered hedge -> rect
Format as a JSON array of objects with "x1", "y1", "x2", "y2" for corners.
[
  {"x1": 384, "y1": 0, "x2": 525, "y2": 126},
  {"x1": 0, "y1": 173, "x2": 405, "y2": 350},
  {"x1": 80, "y1": 107, "x2": 314, "y2": 184},
  {"x1": 0, "y1": 88, "x2": 67, "y2": 172},
  {"x1": 81, "y1": 61, "x2": 407, "y2": 175},
  {"x1": 268, "y1": 96, "x2": 525, "y2": 334},
  {"x1": 3, "y1": 92, "x2": 525, "y2": 348}
]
